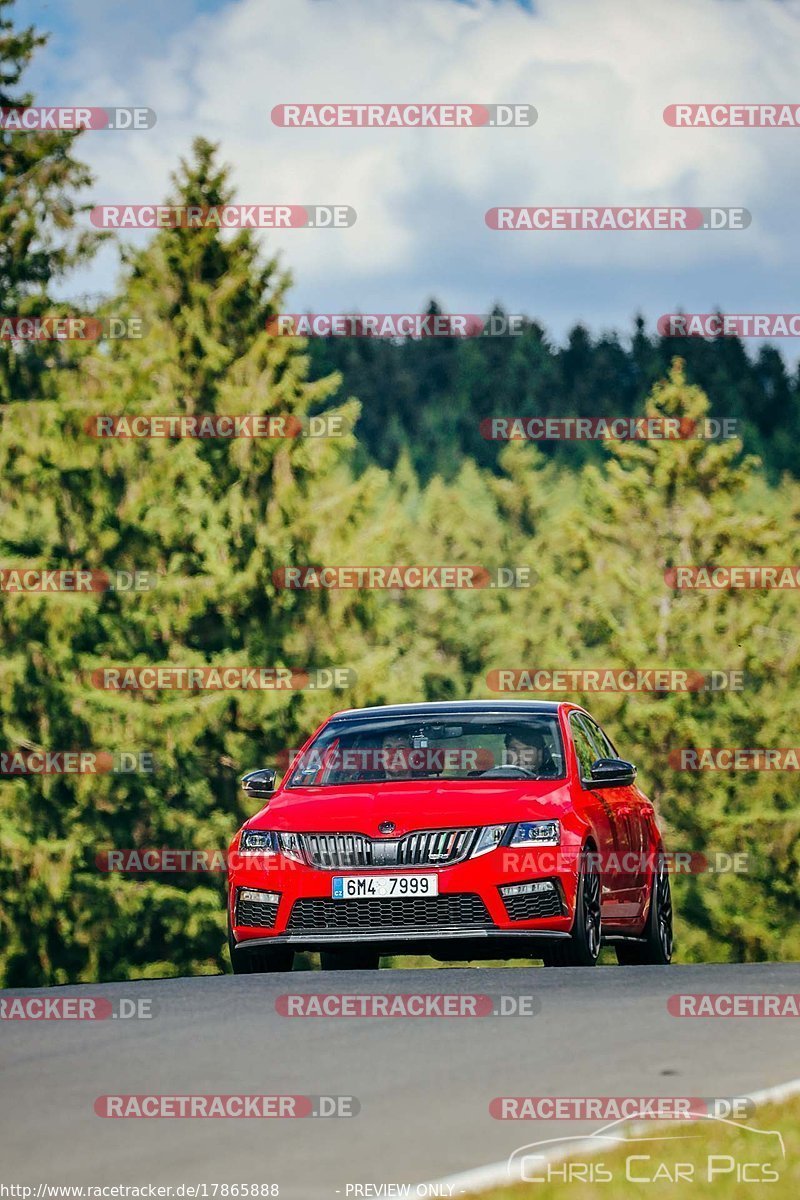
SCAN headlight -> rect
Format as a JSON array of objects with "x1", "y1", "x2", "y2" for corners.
[
  {"x1": 239, "y1": 829, "x2": 304, "y2": 863},
  {"x1": 240, "y1": 830, "x2": 279, "y2": 854},
  {"x1": 470, "y1": 825, "x2": 509, "y2": 858},
  {"x1": 508, "y1": 820, "x2": 560, "y2": 847}
]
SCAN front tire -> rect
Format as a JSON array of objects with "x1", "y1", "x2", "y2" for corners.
[
  {"x1": 320, "y1": 947, "x2": 381, "y2": 971},
  {"x1": 615, "y1": 855, "x2": 673, "y2": 965},
  {"x1": 541, "y1": 847, "x2": 602, "y2": 967}
]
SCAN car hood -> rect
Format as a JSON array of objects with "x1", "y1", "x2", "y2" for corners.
[{"x1": 246, "y1": 778, "x2": 573, "y2": 837}]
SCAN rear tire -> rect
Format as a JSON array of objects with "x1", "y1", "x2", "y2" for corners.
[
  {"x1": 320, "y1": 948, "x2": 381, "y2": 971},
  {"x1": 615, "y1": 855, "x2": 673, "y2": 966},
  {"x1": 541, "y1": 847, "x2": 602, "y2": 967}
]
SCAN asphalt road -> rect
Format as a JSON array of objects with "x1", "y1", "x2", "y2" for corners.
[{"x1": 2, "y1": 962, "x2": 799, "y2": 1199}]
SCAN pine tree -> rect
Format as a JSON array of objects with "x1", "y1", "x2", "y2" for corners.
[
  {"x1": 0, "y1": 139, "x2": 370, "y2": 984},
  {"x1": 0, "y1": 0, "x2": 98, "y2": 400},
  {"x1": 568, "y1": 361, "x2": 800, "y2": 961}
]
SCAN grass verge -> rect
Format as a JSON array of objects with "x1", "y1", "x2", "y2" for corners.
[{"x1": 462, "y1": 1095, "x2": 800, "y2": 1200}]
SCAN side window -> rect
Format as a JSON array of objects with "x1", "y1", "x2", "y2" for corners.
[
  {"x1": 584, "y1": 717, "x2": 618, "y2": 760},
  {"x1": 569, "y1": 714, "x2": 597, "y2": 783}
]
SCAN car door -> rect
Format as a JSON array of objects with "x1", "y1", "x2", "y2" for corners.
[
  {"x1": 580, "y1": 713, "x2": 646, "y2": 917},
  {"x1": 568, "y1": 711, "x2": 627, "y2": 919}
]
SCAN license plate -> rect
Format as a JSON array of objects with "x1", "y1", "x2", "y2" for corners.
[{"x1": 332, "y1": 874, "x2": 438, "y2": 899}]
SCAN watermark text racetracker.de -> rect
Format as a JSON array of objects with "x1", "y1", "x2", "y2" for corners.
[
  {"x1": 0, "y1": 106, "x2": 156, "y2": 130},
  {"x1": 659, "y1": 313, "x2": 800, "y2": 337},
  {"x1": 486, "y1": 206, "x2": 750, "y2": 230},
  {"x1": 670, "y1": 748, "x2": 800, "y2": 770},
  {"x1": 481, "y1": 416, "x2": 737, "y2": 441},
  {"x1": 666, "y1": 564, "x2": 800, "y2": 589},
  {"x1": 266, "y1": 314, "x2": 528, "y2": 338},
  {"x1": 501, "y1": 849, "x2": 749, "y2": 876},
  {"x1": 271, "y1": 102, "x2": 537, "y2": 127},
  {"x1": 0, "y1": 568, "x2": 156, "y2": 593},
  {"x1": 272, "y1": 565, "x2": 533, "y2": 589},
  {"x1": 274, "y1": 993, "x2": 540, "y2": 1017},
  {"x1": 487, "y1": 668, "x2": 745, "y2": 693},
  {"x1": 669, "y1": 993, "x2": 800, "y2": 1017},
  {"x1": 0, "y1": 996, "x2": 155, "y2": 1020},
  {"x1": 93, "y1": 1095, "x2": 358, "y2": 1118},
  {"x1": 664, "y1": 103, "x2": 800, "y2": 126},
  {"x1": 492, "y1": 1096, "x2": 755, "y2": 1120},
  {"x1": 83, "y1": 414, "x2": 346, "y2": 439},
  {"x1": 85, "y1": 666, "x2": 355, "y2": 691},
  {"x1": 1, "y1": 316, "x2": 146, "y2": 340},
  {"x1": 89, "y1": 206, "x2": 355, "y2": 229},
  {"x1": 1, "y1": 750, "x2": 154, "y2": 775}
]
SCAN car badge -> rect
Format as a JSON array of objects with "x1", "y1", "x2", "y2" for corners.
[{"x1": 378, "y1": 820, "x2": 396, "y2": 834}]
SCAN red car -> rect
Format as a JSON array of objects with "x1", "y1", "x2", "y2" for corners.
[{"x1": 227, "y1": 701, "x2": 673, "y2": 971}]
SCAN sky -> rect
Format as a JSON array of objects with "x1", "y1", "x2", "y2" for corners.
[{"x1": 18, "y1": 0, "x2": 800, "y2": 356}]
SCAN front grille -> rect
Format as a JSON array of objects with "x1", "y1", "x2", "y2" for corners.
[
  {"x1": 502, "y1": 889, "x2": 563, "y2": 921},
  {"x1": 300, "y1": 828, "x2": 478, "y2": 870},
  {"x1": 302, "y1": 833, "x2": 372, "y2": 868},
  {"x1": 287, "y1": 893, "x2": 490, "y2": 932},
  {"x1": 236, "y1": 893, "x2": 279, "y2": 928}
]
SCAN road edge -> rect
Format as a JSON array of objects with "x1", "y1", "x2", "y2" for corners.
[{"x1": 416, "y1": 1074, "x2": 800, "y2": 1195}]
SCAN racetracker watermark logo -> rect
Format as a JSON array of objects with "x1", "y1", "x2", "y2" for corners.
[
  {"x1": 96, "y1": 848, "x2": 240, "y2": 872},
  {"x1": 486, "y1": 669, "x2": 745, "y2": 693},
  {"x1": 275, "y1": 993, "x2": 540, "y2": 1018},
  {"x1": 94, "y1": 1095, "x2": 359, "y2": 1118},
  {"x1": 89, "y1": 205, "x2": 355, "y2": 229},
  {"x1": 84, "y1": 414, "x2": 344, "y2": 438},
  {"x1": 666, "y1": 565, "x2": 800, "y2": 588},
  {"x1": 86, "y1": 666, "x2": 356, "y2": 690},
  {"x1": 481, "y1": 417, "x2": 737, "y2": 441},
  {"x1": 0, "y1": 750, "x2": 154, "y2": 775},
  {"x1": 670, "y1": 748, "x2": 800, "y2": 771},
  {"x1": 659, "y1": 313, "x2": 800, "y2": 337},
  {"x1": 271, "y1": 103, "x2": 537, "y2": 127},
  {"x1": 486, "y1": 207, "x2": 750, "y2": 230},
  {"x1": 272, "y1": 565, "x2": 532, "y2": 589},
  {"x1": 492, "y1": 1097, "x2": 754, "y2": 1120},
  {"x1": 266, "y1": 313, "x2": 528, "y2": 337},
  {"x1": 668, "y1": 994, "x2": 800, "y2": 1017},
  {"x1": 0, "y1": 996, "x2": 155, "y2": 1019},
  {"x1": 0, "y1": 316, "x2": 146, "y2": 340},
  {"x1": 664, "y1": 103, "x2": 800, "y2": 127},
  {"x1": 0, "y1": 106, "x2": 156, "y2": 130},
  {"x1": 277, "y1": 745, "x2": 501, "y2": 773},
  {"x1": 500, "y1": 849, "x2": 749, "y2": 876},
  {"x1": 0, "y1": 567, "x2": 156, "y2": 592},
  {"x1": 96, "y1": 848, "x2": 321, "y2": 872}
]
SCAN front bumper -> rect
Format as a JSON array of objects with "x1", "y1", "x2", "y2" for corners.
[{"x1": 229, "y1": 843, "x2": 580, "y2": 957}]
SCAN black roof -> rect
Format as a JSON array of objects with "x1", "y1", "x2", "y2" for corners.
[{"x1": 330, "y1": 700, "x2": 565, "y2": 723}]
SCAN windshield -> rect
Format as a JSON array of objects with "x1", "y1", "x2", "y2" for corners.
[{"x1": 285, "y1": 713, "x2": 566, "y2": 787}]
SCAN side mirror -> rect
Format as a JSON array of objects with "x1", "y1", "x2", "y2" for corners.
[
  {"x1": 589, "y1": 757, "x2": 636, "y2": 787},
  {"x1": 241, "y1": 768, "x2": 277, "y2": 799}
]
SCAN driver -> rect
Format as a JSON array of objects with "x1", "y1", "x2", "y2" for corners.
[
  {"x1": 379, "y1": 730, "x2": 418, "y2": 779},
  {"x1": 503, "y1": 727, "x2": 557, "y2": 777}
]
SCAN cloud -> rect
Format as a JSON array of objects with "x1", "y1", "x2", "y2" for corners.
[{"x1": 30, "y1": 0, "x2": 800, "y2": 350}]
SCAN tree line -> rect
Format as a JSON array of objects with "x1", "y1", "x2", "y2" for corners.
[{"x1": 0, "y1": 0, "x2": 798, "y2": 983}]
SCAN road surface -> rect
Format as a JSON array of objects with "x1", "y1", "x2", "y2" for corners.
[{"x1": 2, "y1": 963, "x2": 798, "y2": 1198}]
